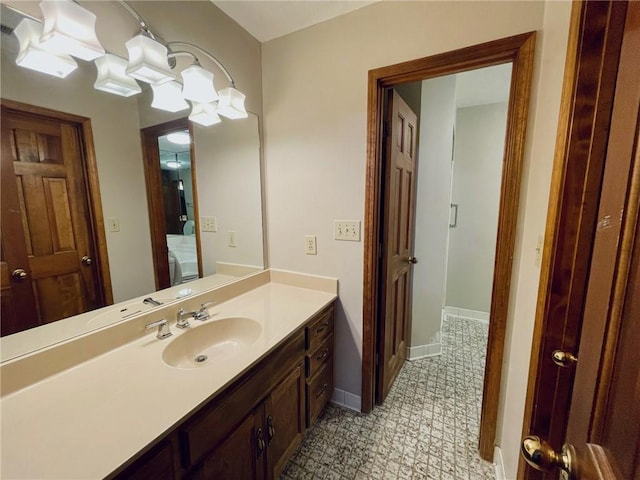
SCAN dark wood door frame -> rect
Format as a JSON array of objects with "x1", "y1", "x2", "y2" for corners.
[
  {"x1": 0, "y1": 98, "x2": 113, "y2": 309},
  {"x1": 140, "y1": 118, "x2": 202, "y2": 290},
  {"x1": 519, "y1": 2, "x2": 629, "y2": 479},
  {"x1": 361, "y1": 32, "x2": 537, "y2": 461}
]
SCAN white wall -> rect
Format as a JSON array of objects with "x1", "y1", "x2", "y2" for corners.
[
  {"x1": 262, "y1": 1, "x2": 572, "y2": 477},
  {"x1": 194, "y1": 115, "x2": 264, "y2": 275},
  {"x1": 445, "y1": 102, "x2": 508, "y2": 313},
  {"x1": 410, "y1": 76, "x2": 457, "y2": 350}
]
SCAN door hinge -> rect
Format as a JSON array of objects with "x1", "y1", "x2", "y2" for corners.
[
  {"x1": 375, "y1": 353, "x2": 379, "y2": 366},
  {"x1": 379, "y1": 243, "x2": 383, "y2": 259}
]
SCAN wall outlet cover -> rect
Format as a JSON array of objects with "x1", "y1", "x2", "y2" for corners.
[
  {"x1": 227, "y1": 230, "x2": 237, "y2": 247},
  {"x1": 108, "y1": 218, "x2": 120, "y2": 233},
  {"x1": 305, "y1": 235, "x2": 317, "y2": 255}
]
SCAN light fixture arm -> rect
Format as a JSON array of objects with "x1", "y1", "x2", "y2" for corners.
[
  {"x1": 167, "y1": 41, "x2": 235, "y2": 87},
  {"x1": 118, "y1": 1, "x2": 158, "y2": 40},
  {"x1": 168, "y1": 50, "x2": 200, "y2": 64}
]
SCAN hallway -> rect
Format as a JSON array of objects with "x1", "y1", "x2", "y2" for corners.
[{"x1": 281, "y1": 316, "x2": 494, "y2": 479}]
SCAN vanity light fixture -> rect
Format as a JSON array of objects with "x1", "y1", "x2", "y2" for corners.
[
  {"x1": 181, "y1": 63, "x2": 218, "y2": 104},
  {"x1": 189, "y1": 102, "x2": 222, "y2": 127},
  {"x1": 167, "y1": 131, "x2": 191, "y2": 145},
  {"x1": 13, "y1": 18, "x2": 78, "y2": 78},
  {"x1": 125, "y1": 33, "x2": 175, "y2": 85},
  {"x1": 151, "y1": 81, "x2": 189, "y2": 112},
  {"x1": 9, "y1": 1, "x2": 248, "y2": 127},
  {"x1": 166, "y1": 160, "x2": 181, "y2": 169},
  {"x1": 94, "y1": 53, "x2": 141, "y2": 97},
  {"x1": 38, "y1": 0, "x2": 105, "y2": 61}
]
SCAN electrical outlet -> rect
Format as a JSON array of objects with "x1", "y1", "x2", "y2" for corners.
[
  {"x1": 201, "y1": 216, "x2": 217, "y2": 232},
  {"x1": 334, "y1": 220, "x2": 361, "y2": 241},
  {"x1": 305, "y1": 235, "x2": 317, "y2": 255},
  {"x1": 108, "y1": 217, "x2": 120, "y2": 233},
  {"x1": 227, "y1": 231, "x2": 237, "y2": 247}
]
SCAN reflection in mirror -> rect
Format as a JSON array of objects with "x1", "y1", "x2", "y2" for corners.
[
  {"x1": 159, "y1": 130, "x2": 201, "y2": 287},
  {"x1": 0, "y1": 3, "x2": 264, "y2": 361}
]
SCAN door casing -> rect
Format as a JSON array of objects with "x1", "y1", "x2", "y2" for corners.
[{"x1": 361, "y1": 31, "x2": 537, "y2": 461}]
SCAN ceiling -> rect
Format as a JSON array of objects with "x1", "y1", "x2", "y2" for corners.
[{"x1": 212, "y1": 1, "x2": 378, "y2": 42}]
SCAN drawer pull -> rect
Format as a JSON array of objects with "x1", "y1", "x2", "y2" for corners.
[
  {"x1": 316, "y1": 383, "x2": 328, "y2": 399},
  {"x1": 316, "y1": 348, "x2": 329, "y2": 362},
  {"x1": 256, "y1": 428, "x2": 265, "y2": 458},
  {"x1": 267, "y1": 415, "x2": 275, "y2": 446},
  {"x1": 315, "y1": 322, "x2": 329, "y2": 335}
]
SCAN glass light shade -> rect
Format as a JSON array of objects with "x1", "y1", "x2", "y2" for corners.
[
  {"x1": 181, "y1": 64, "x2": 218, "y2": 103},
  {"x1": 151, "y1": 81, "x2": 189, "y2": 112},
  {"x1": 39, "y1": 0, "x2": 105, "y2": 61},
  {"x1": 125, "y1": 34, "x2": 175, "y2": 85},
  {"x1": 167, "y1": 131, "x2": 191, "y2": 145},
  {"x1": 189, "y1": 102, "x2": 221, "y2": 127},
  {"x1": 94, "y1": 54, "x2": 141, "y2": 97},
  {"x1": 166, "y1": 161, "x2": 181, "y2": 169},
  {"x1": 13, "y1": 18, "x2": 77, "y2": 78},
  {"x1": 217, "y1": 87, "x2": 248, "y2": 119}
]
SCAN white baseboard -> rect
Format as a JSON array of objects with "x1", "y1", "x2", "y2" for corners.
[
  {"x1": 330, "y1": 388, "x2": 361, "y2": 412},
  {"x1": 444, "y1": 305, "x2": 490, "y2": 323},
  {"x1": 494, "y1": 446, "x2": 506, "y2": 480},
  {"x1": 407, "y1": 343, "x2": 442, "y2": 360}
]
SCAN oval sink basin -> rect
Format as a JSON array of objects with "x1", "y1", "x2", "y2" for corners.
[{"x1": 162, "y1": 317, "x2": 262, "y2": 368}]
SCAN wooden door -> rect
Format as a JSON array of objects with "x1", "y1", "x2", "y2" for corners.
[
  {"x1": 377, "y1": 90, "x2": 418, "y2": 403},
  {"x1": 265, "y1": 364, "x2": 305, "y2": 480},
  {"x1": 521, "y1": 2, "x2": 640, "y2": 478},
  {"x1": 0, "y1": 106, "x2": 103, "y2": 335}
]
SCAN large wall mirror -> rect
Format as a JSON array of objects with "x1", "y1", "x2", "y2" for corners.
[{"x1": 0, "y1": 3, "x2": 264, "y2": 361}]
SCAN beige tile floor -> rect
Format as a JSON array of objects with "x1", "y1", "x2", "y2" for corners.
[{"x1": 281, "y1": 316, "x2": 495, "y2": 480}]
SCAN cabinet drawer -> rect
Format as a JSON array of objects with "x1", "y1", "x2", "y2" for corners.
[
  {"x1": 306, "y1": 305, "x2": 334, "y2": 352},
  {"x1": 306, "y1": 360, "x2": 333, "y2": 427},
  {"x1": 306, "y1": 334, "x2": 333, "y2": 378}
]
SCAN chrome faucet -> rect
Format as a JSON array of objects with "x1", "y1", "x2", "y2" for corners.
[
  {"x1": 176, "y1": 308, "x2": 197, "y2": 329},
  {"x1": 145, "y1": 318, "x2": 172, "y2": 339},
  {"x1": 142, "y1": 297, "x2": 162, "y2": 307},
  {"x1": 194, "y1": 302, "x2": 215, "y2": 321}
]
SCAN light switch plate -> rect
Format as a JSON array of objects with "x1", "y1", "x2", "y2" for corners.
[
  {"x1": 228, "y1": 231, "x2": 237, "y2": 247},
  {"x1": 334, "y1": 220, "x2": 361, "y2": 241},
  {"x1": 201, "y1": 216, "x2": 217, "y2": 232}
]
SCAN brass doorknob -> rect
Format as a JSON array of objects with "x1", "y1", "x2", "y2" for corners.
[
  {"x1": 408, "y1": 257, "x2": 418, "y2": 264},
  {"x1": 552, "y1": 350, "x2": 578, "y2": 367},
  {"x1": 521, "y1": 435, "x2": 576, "y2": 479},
  {"x1": 11, "y1": 268, "x2": 28, "y2": 280},
  {"x1": 81, "y1": 256, "x2": 92, "y2": 266}
]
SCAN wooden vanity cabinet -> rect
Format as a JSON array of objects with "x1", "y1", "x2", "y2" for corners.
[{"x1": 112, "y1": 303, "x2": 334, "y2": 480}]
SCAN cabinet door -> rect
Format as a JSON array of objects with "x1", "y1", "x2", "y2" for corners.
[
  {"x1": 265, "y1": 363, "x2": 306, "y2": 480},
  {"x1": 195, "y1": 405, "x2": 266, "y2": 480}
]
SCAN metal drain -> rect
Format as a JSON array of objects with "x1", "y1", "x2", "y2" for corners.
[{"x1": 194, "y1": 355, "x2": 208, "y2": 363}]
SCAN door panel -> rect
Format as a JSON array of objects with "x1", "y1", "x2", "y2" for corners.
[
  {"x1": 377, "y1": 90, "x2": 418, "y2": 403},
  {"x1": 0, "y1": 107, "x2": 102, "y2": 334},
  {"x1": 522, "y1": 2, "x2": 640, "y2": 478}
]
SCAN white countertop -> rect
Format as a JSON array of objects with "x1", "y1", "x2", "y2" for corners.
[{"x1": 0, "y1": 276, "x2": 337, "y2": 479}]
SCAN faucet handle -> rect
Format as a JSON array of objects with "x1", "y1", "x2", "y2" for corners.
[
  {"x1": 200, "y1": 301, "x2": 216, "y2": 311},
  {"x1": 145, "y1": 318, "x2": 172, "y2": 339}
]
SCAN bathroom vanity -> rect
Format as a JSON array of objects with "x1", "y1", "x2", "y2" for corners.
[{"x1": 0, "y1": 270, "x2": 337, "y2": 479}]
